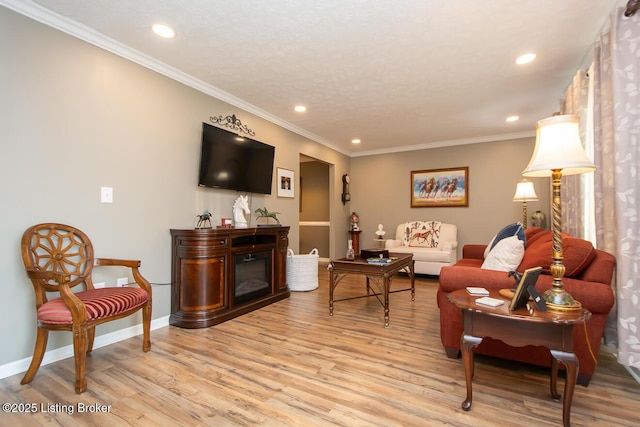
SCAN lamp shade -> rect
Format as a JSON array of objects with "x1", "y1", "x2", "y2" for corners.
[
  {"x1": 512, "y1": 179, "x2": 538, "y2": 202},
  {"x1": 522, "y1": 115, "x2": 596, "y2": 177}
]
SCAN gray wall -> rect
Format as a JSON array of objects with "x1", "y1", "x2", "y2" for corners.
[
  {"x1": 0, "y1": 8, "x2": 350, "y2": 367},
  {"x1": 349, "y1": 139, "x2": 551, "y2": 255}
]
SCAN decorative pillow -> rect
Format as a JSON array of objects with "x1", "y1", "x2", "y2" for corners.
[
  {"x1": 481, "y1": 235, "x2": 525, "y2": 272},
  {"x1": 405, "y1": 221, "x2": 442, "y2": 248},
  {"x1": 484, "y1": 222, "x2": 526, "y2": 258},
  {"x1": 518, "y1": 235, "x2": 597, "y2": 277}
]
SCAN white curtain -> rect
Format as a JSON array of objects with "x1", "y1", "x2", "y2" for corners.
[
  {"x1": 561, "y1": 69, "x2": 595, "y2": 241},
  {"x1": 592, "y1": 8, "x2": 640, "y2": 369}
]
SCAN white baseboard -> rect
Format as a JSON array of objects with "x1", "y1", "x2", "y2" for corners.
[{"x1": 0, "y1": 316, "x2": 170, "y2": 380}]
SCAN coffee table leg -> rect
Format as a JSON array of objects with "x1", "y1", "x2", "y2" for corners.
[
  {"x1": 461, "y1": 333, "x2": 482, "y2": 411},
  {"x1": 550, "y1": 350, "x2": 579, "y2": 427},
  {"x1": 384, "y1": 274, "x2": 390, "y2": 328},
  {"x1": 329, "y1": 270, "x2": 335, "y2": 317},
  {"x1": 409, "y1": 261, "x2": 415, "y2": 301}
]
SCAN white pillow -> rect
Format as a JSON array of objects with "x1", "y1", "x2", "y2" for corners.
[{"x1": 481, "y1": 236, "x2": 525, "y2": 272}]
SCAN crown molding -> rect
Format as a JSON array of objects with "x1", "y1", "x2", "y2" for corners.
[{"x1": 350, "y1": 131, "x2": 536, "y2": 157}]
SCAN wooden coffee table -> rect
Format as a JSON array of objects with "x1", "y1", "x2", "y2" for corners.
[
  {"x1": 329, "y1": 253, "x2": 414, "y2": 327},
  {"x1": 448, "y1": 289, "x2": 591, "y2": 427}
]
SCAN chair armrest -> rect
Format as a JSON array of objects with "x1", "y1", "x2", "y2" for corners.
[
  {"x1": 94, "y1": 258, "x2": 141, "y2": 268},
  {"x1": 462, "y1": 244, "x2": 487, "y2": 260},
  {"x1": 385, "y1": 239, "x2": 403, "y2": 249},
  {"x1": 25, "y1": 268, "x2": 71, "y2": 285},
  {"x1": 93, "y1": 258, "x2": 152, "y2": 294},
  {"x1": 25, "y1": 268, "x2": 86, "y2": 320}
]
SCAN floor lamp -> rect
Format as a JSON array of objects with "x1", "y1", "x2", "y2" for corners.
[
  {"x1": 512, "y1": 179, "x2": 538, "y2": 228},
  {"x1": 522, "y1": 115, "x2": 596, "y2": 312}
]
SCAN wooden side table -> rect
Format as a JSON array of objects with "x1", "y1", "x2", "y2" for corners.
[{"x1": 448, "y1": 289, "x2": 591, "y2": 427}]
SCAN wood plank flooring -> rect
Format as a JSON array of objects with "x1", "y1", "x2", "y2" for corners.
[{"x1": 1, "y1": 270, "x2": 639, "y2": 426}]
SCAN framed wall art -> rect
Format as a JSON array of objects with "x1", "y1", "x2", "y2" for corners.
[
  {"x1": 277, "y1": 167, "x2": 294, "y2": 198},
  {"x1": 411, "y1": 167, "x2": 469, "y2": 207}
]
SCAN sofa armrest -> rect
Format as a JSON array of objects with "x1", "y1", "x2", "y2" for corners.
[
  {"x1": 462, "y1": 244, "x2": 487, "y2": 260},
  {"x1": 439, "y1": 265, "x2": 515, "y2": 292},
  {"x1": 385, "y1": 239, "x2": 403, "y2": 249}
]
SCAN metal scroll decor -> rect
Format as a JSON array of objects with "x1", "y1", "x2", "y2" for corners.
[{"x1": 210, "y1": 114, "x2": 256, "y2": 136}]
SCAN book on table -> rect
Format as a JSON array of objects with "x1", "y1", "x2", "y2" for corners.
[
  {"x1": 466, "y1": 287, "x2": 489, "y2": 296},
  {"x1": 474, "y1": 296, "x2": 504, "y2": 307},
  {"x1": 366, "y1": 257, "x2": 397, "y2": 264}
]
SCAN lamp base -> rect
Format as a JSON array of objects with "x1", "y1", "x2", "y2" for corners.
[{"x1": 543, "y1": 288, "x2": 582, "y2": 312}]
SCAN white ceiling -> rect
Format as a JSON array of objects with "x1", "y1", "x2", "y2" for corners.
[{"x1": 5, "y1": 0, "x2": 623, "y2": 156}]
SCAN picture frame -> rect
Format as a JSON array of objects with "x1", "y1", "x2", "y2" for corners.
[
  {"x1": 509, "y1": 266, "x2": 543, "y2": 311},
  {"x1": 410, "y1": 167, "x2": 469, "y2": 207},
  {"x1": 277, "y1": 167, "x2": 294, "y2": 198}
]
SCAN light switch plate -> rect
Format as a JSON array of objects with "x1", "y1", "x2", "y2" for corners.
[{"x1": 101, "y1": 186, "x2": 113, "y2": 203}]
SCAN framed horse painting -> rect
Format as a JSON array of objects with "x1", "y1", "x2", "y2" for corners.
[{"x1": 411, "y1": 167, "x2": 469, "y2": 207}]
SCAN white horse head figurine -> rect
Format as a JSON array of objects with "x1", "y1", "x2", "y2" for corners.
[{"x1": 233, "y1": 195, "x2": 250, "y2": 228}]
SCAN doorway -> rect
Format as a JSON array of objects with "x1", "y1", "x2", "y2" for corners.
[{"x1": 299, "y1": 155, "x2": 330, "y2": 260}]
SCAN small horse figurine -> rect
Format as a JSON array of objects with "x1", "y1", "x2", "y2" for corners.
[
  {"x1": 255, "y1": 207, "x2": 280, "y2": 224},
  {"x1": 233, "y1": 195, "x2": 250, "y2": 228},
  {"x1": 196, "y1": 210, "x2": 213, "y2": 229}
]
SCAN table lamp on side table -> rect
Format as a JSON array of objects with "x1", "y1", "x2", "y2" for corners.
[
  {"x1": 522, "y1": 115, "x2": 596, "y2": 312},
  {"x1": 512, "y1": 179, "x2": 538, "y2": 229}
]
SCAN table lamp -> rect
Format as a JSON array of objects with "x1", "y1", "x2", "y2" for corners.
[
  {"x1": 522, "y1": 115, "x2": 596, "y2": 312},
  {"x1": 512, "y1": 179, "x2": 538, "y2": 228}
]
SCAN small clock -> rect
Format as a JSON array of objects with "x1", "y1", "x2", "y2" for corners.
[{"x1": 341, "y1": 173, "x2": 351, "y2": 204}]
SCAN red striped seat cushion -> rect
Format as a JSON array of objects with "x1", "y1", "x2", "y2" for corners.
[{"x1": 38, "y1": 287, "x2": 149, "y2": 324}]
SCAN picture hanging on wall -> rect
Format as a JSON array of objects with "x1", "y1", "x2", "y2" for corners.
[
  {"x1": 411, "y1": 167, "x2": 469, "y2": 207},
  {"x1": 277, "y1": 167, "x2": 294, "y2": 198}
]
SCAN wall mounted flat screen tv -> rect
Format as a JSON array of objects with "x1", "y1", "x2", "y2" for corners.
[{"x1": 198, "y1": 123, "x2": 275, "y2": 194}]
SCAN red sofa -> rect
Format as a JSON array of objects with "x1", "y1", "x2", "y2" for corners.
[{"x1": 437, "y1": 227, "x2": 615, "y2": 386}]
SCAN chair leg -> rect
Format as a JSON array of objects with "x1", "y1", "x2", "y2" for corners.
[
  {"x1": 73, "y1": 325, "x2": 88, "y2": 394},
  {"x1": 21, "y1": 328, "x2": 49, "y2": 385},
  {"x1": 142, "y1": 302, "x2": 151, "y2": 352},
  {"x1": 87, "y1": 327, "x2": 96, "y2": 353}
]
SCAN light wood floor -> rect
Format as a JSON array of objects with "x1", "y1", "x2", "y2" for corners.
[{"x1": 2, "y1": 271, "x2": 639, "y2": 426}]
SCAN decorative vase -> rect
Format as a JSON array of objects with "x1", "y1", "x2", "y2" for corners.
[
  {"x1": 531, "y1": 210, "x2": 547, "y2": 229},
  {"x1": 346, "y1": 239, "x2": 355, "y2": 260}
]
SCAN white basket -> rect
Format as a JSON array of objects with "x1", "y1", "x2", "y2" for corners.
[{"x1": 286, "y1": 248, "x2": 319, "y2": 291}]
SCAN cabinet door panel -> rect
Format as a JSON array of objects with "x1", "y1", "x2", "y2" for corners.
[{"x1": 179, "y1": 256, "x2": 225, "y2": 311}]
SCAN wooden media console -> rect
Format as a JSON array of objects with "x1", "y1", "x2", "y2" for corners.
[{"x1": 169, "y1": 226, "x2": 290, "y2": 328}]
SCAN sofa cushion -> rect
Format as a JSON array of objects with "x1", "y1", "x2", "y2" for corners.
[
  {"x1": 518, "y1": 234, "x2": 597, "y2": 277},
  {"x1": 391, "y1": 245, "x2": 452, "y2": 263},
  {"x1": 481, "y1": 235, "x2": 525, "y2": 272},
  {"x1": 484, "y1": 222, "x2": 525, "y2": 258}
]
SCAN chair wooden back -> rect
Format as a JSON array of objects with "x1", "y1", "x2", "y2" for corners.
[{"x1": 21, "y1": 223, "x2": 95, "y2": 307}]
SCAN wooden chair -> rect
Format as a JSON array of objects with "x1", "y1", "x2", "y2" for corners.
[{"x1": 20, "y1": 223, "x2": 152, "y2": 393}]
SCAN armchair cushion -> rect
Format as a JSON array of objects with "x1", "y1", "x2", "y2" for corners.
[{"x1": 38, "y1": 287, "x2": 149, "y2": 324}]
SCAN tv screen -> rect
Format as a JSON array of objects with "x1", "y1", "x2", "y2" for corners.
[{"x1": 198, "y1": 123, "x2": 275, "y2": 194}]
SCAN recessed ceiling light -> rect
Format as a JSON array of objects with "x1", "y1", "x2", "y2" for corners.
[
  {"x1": 506, "y1": 115, "x2": 520, "y2": 122},
  {"x1": 515, "y1": 53, "x2": 536, "y2": 65},
  {"x1": 351, "y1": 139, "x2": 361, "y2": 144},
  {"x1": 152, "y1": 24, "x2": 175, "y2": 38},
  {"x1": 294, "y1": 105, "x2": 307, "y2": 112}
]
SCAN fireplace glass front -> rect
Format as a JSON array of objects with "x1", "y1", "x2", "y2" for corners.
[{"x1": 233, "y1": 251, "x2": 271, "y2": 305}]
